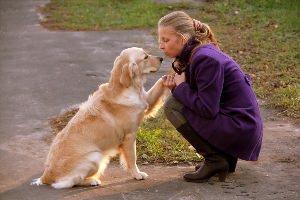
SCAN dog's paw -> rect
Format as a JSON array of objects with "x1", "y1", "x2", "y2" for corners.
[
  {"x1": 30, "y1": 178, "x2": 43, "y2": 186},
  {"x1": 89, "y1": 179, "x2": 101, "y2": 186},
  {"x1": 134, "y1": 171, "x2": 148, "y2": 180},
  {"x1": 78, "y1": 178, "x2": 101, "y2": 187}
]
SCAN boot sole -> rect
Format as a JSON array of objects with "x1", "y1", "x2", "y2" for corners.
[
  {"x1": 184, "y1": 177, "x2": 209, "y2": 183},
  {"x1": 184, "y1": 171, "x2": 227, "y2": 183}
]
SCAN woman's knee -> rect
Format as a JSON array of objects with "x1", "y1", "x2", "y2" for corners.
[
  {"x1": 163, "y1": 96, "x2": 186, "y2": 126},
  {"x1": 164, "y1": 96, "x2": 178, "y2": 119}
]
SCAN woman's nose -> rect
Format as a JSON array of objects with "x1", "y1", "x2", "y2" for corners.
[{"x1": 159, "y1": 43, "x2": 164, "y2": 49}]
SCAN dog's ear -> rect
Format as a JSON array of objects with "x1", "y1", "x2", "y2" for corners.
[{"x1": 120, "y1": 62, "x2": 136, "y2": 88}]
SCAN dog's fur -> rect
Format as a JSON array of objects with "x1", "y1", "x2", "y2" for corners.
[{"x1": 31, "y1": 47, "x2": 169, "y2": 189}]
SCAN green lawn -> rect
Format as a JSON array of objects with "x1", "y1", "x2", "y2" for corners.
[
  {"x1": 44, "y1": 0, "x2": 300, "y2": 164},
  {"x1": 204, "y1": 0, "x2": 300, "y2": 121},
  {"x1": 38, "y1": 0, "x2": 191, "y2": 30}
]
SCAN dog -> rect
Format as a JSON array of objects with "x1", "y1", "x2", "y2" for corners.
[{"x1": 31, "y1": 47, "x2": 170, "y2": 189}]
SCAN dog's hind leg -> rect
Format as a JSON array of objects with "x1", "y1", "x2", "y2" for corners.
[
  {"x1": 52, "y1": 174, "x2": 100, "y2": 189},
  {"x1": 77, "y1": 178, "x2": 101, "y2": 187},
  {"x1": 52, "y1": 152, "x2": 103, "y2": 189},
  {"x1": 52, "y1": 178, "x2": 78, "y2": 189},
  {"x1": 51, "y1": 171, "x2": 94, "y2": 189},
  {"x1": 78, "y1": 150, "x2": 117, "y2": 187}
]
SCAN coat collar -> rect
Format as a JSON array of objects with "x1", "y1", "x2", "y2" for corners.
[
  {"x1": 177, "y1": 37, "x2": 216, "y2": 65},
  {"x1": 176, "y1": 37, "x2": 199, "y2": 65}
]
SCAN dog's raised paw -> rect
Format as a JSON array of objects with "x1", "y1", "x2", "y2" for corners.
[{"x1": 30, "y1": 178, "x2": 43, "y2": 186}]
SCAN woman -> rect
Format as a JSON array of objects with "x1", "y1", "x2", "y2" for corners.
[{"x1": 159, "y1": 11, "x2": 263, "y2": 183}]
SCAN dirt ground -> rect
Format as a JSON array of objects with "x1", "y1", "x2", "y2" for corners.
[
  {"x1": 0, "y1": 107, "x2": 299, "y2": 200},
  {"x1": 0, "y1": 0, "x2": 299, "y2": 199}
]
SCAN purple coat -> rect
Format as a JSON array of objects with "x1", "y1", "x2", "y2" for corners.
[{"x1": 173, "y1": 43, "x2": 263, "y2": 161}]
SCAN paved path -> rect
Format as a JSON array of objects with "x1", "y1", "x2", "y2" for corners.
[{"x1": 0, "y1": 0, "x2": 299, "y2": 199}]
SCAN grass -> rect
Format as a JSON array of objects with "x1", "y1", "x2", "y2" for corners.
[
  {"x1": 43, "y1": 0, "x2": 299, "y2": 164},
  {"x1": 38, "y1": 0, "x2": 192, "y2": 30},
  {"x1": 200, "y1": 0, "x2": 300, "y2": 121},
  {"x1": 136, "y1": 110, "x2": 200, "y2": 164}
]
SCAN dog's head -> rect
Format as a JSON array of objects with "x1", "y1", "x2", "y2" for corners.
[{"x1": 110, "y1": 47, "x2": 163, "y2": 88}]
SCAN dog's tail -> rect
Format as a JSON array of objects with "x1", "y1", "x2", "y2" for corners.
[
  {"x1": 30, "y1": 177, "x2": 44, "y2": 186},
  {"x1": 30, "y1": 176, "x2": 52, "y2": 186}
]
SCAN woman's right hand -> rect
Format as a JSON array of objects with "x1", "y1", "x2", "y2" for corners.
[{"x1": 162, "y1": 75, "x2": 176, "y2": 90}]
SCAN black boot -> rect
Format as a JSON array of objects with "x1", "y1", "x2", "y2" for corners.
[
  {"x1": 195, "y1": 155, "x2": 237, "y2": 172},
  {"x1": 176, "y1": 123, "x2": 229, "y2": 182},
  {"x1": 185, "y1": 156, "x2": 229, "y2": 182},
  {"x1": 226, "y1": 155, "x2": 238, "y2": 173}
]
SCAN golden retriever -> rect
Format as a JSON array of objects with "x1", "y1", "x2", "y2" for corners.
[{"x1": 31, "y1": 47, "x2": 169, "y2": 189}]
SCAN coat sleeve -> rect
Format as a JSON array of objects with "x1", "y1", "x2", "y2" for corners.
[{"x1": 172, "y1": 55, "x2": 224, "y2": 119}]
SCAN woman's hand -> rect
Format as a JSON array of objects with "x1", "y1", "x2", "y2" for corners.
[
  {"x1": 174, "y1": 72, "x2": 186, "y2": 86},
  {"x1": 162, "y1": 72, "x2": 186, "y2": 90},
  {"x1": 162, "y1": 75, "x2": 176, "y2": 90}
]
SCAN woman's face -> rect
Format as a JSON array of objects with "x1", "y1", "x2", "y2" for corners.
[{"x1": 158, "y1": 26, "x2": 185, "y2": 58}]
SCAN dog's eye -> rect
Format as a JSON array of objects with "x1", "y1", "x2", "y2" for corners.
[{"x1": 144, "y1": 55, "x2": 148, "y2": 59}]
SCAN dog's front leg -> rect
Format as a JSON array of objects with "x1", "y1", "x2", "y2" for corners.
[
  {"x1": 145, "y1": 78, "x2": 170, "y2": 117},
  {"x1": 120, "y1": 133, "x2": 148, "y2": 180}
]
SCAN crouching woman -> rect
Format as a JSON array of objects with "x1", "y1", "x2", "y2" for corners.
[{"x1": 159, "y1": 11, "x2": 263, "y2": 182}]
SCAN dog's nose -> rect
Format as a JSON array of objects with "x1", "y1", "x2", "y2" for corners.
[{"x1": 160, "y1": 57, "x2": 163, "y2": 62}]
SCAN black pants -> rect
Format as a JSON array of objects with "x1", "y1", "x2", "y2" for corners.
[
  {"x1": 164, "y1": 95, "x2": 211, "y2": 151},
  {"x1": 164, "y1": 95, "x2": 237, "y2": 172},
  {"x1": 164, "y1": 95, "x2": 187, "y2": 129}
]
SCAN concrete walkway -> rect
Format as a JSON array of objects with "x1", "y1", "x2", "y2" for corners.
[{"x1": 0, "y1": 0, "x2": 299, "y2": 200}]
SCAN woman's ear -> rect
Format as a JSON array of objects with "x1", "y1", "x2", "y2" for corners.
[{"x1": 181, "y1": 33, "x2": 190, "y2": 45}]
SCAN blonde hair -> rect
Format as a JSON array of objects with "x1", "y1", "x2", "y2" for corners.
[{"x1": 158, "y1": 11, "x2": 218, "y2": 48}]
